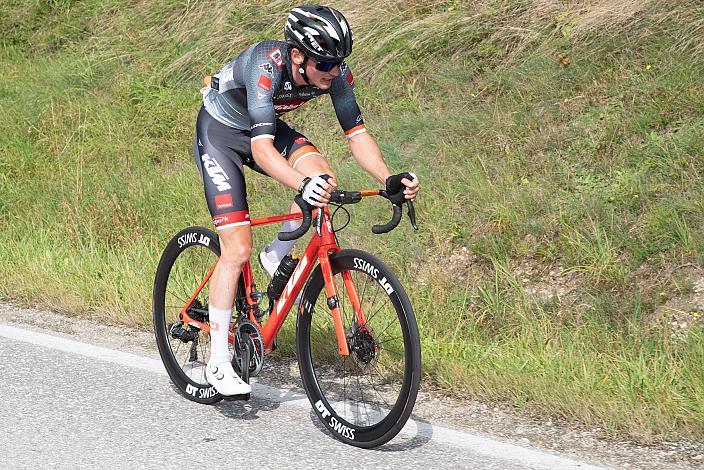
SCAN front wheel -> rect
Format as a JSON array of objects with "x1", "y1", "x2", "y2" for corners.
[{"x1": 296, "y1": 249, "x2": 421, "y2": 448}]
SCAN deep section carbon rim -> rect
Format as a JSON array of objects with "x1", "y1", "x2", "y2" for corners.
[
  {"x1": 153, "y1": 227, "x2": 225, "y2": 404},
  {"x1": 297, "y1": 249, "x2": 421, "y2": 447}
]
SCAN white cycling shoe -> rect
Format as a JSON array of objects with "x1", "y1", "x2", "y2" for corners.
[{"x1": 205, "y1": 361, "x2": 251, "y2": 396}]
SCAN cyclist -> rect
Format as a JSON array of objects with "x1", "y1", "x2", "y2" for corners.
[{"x1": 194, "y1": 5, "x2": 420, "y2": 396}]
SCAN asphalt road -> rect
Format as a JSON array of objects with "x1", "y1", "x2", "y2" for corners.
[{"x1": 0, "y1": 324, "x2": 607, "y2": 469}]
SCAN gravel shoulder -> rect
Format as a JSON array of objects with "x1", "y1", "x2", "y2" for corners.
[{"x1": 1, "y1": 301, "x2": 702, "y2": 469}]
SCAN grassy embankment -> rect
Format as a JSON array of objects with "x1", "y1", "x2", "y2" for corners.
[{"x1": 1, "y1": 0, "x2": 703, "y2": 442}]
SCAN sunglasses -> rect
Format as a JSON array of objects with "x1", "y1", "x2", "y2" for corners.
[{"x1": 314, "y1": 60, "x2": 343, "y2": 72}]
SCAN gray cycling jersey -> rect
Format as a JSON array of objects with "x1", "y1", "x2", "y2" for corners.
[{"x1": 203, "y1": 40, "x2": 366, "y2": 141}]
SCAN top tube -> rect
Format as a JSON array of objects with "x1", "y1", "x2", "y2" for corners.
[
  {"x1": 248, "y1": 189, "x2": 381, "y2": 228},
  {"x1": 250, "y1": 212, "x2": 304, "y2": 228}
]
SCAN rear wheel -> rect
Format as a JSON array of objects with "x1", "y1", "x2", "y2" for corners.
[
  {"x1": 296, "y1": 249, "x2": 421, "y2": 448},
  {"x1": 153, "y1": 226, "x2": 225, "y2": 404}
]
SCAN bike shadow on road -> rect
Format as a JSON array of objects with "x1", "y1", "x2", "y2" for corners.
[
  {"x1": 212, "y1": 396, "x2": 282, "y2": 421},
  {"x1": 197, "y1": 382, "x2": 307, "y2": 421},
  {"x1": 307, "y1": 408, "x2": 433, "y2": 451}
]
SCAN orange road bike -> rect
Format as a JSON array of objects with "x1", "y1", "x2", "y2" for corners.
[{"x1": 152, "y1": 187, "x2": 421, "y2": 448}]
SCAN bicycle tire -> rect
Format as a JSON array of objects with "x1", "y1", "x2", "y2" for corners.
[
  {"x1": 153, "y1": 226, "x2": 225, "y2": 405},
  {"x1": 296, "y1": 249, "x2": 421, "y2": 448}
]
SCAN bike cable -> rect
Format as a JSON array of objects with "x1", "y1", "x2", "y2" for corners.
[{"x1": 330, "y1": 202, "x2": 351, "y2": 245}]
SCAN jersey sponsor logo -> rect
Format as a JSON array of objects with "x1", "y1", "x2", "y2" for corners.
[
  {"x1": 280, "y1": 146, "x2": 288, "y2": 157},
  {"x1": 294, "y1": 136, "x2": 309, "y2": 145},
  {"x1": 258, "y1": 91, "x2": 266, "y2": 100},
  {"x1": 201, "y1": 153, "x2": 231, "y2": 191},
  {"x1": 276, "y1": 89, "x2": 316, "y2": 100},
  {"x1": 215, "y1": 194, "x2": 233, "y2": 210},
  {"x1": 283, "y1": 81, "x2": 292, "y2": 91},
  {"x1": 197, "y1": 138, "x2": 203, "y2": 147},
  {"x1": 258, "y1": 75, "x2": 272, "y2": 91},
  {"x1": 268, "y1": 48, "x2": 283, "y2": 68},
  {"x1": 259, "y1": 63, "x2": 273, "y2": 76},
  {"x1": 250, "y1": 122, "x2": 273, "y2": 129},
  {"x1": 273, "y1": 99, "x2": 307, "y2": 112},
  {"x1": 346, "y1": 70, "x2": 354, "y2": 87}
]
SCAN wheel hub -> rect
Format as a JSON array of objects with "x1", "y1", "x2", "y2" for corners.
[{"x1": 350, "y1": 325, "x2": 378, "y2": 365}]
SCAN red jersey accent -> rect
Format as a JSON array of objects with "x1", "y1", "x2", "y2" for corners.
[{"x1": 258, "y1": 75, "x2": 272, "y2": 91}]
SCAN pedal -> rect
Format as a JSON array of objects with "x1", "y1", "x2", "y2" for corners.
[{"x1": 223, "y1": 393, "x2": 250, "y2": 401}]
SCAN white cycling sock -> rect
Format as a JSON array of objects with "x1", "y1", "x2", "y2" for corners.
[
  {"x1": 208, "y1": 305, "x2": 232, "y2": 366},
  {"x1": 266, "y1": 220, "x2": 302, "y2": 262}
]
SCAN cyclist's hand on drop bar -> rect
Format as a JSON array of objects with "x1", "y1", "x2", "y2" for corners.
[
  {"x1": 385, "y1": 172, "x2": 419, "y2": 206},
  {"x1": 298, "y1": 174, "x2": 336, "y2": 208}
]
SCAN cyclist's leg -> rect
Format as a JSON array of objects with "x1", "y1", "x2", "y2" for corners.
[
  {"x1": 261, "y1": 121, "x2": 336, "y2": 271},
  {"x1": 194, "y1": 106, "x2": 253, "y2": 395}
]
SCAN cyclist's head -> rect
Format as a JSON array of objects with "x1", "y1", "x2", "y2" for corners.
[{"x1": 285, "y1": 5, "x2": 353, "y2": 65}]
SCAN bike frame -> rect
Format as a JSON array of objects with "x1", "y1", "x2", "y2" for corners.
[{"x1": 178, "y1": 204, "x2": 373, "y2": 357}]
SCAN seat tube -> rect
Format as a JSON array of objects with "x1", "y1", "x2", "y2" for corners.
[{"x1": 319, "y1": 252, "x2": 350, "y2": 356}]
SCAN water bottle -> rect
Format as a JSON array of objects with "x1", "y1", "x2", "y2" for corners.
[{"x1": 267, "y1": 254, "x2": 299, "y2": 301}]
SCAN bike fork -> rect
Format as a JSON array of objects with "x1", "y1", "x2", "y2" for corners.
[{"x1": 318, "y1": 253, "x2": 369, "y2": 357}]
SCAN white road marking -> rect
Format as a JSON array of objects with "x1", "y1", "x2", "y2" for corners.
[{"x1": 0, "y1": 324, "x2": 608, "y2": 469}]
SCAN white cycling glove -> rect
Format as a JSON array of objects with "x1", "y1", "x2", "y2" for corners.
[{"x1": 299, "y1": 175, "x2": 330, "y2": 206}]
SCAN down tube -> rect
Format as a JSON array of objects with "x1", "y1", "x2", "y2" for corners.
[{"x1": 259, "y1": 241, "x2": 319, "y2": 352}]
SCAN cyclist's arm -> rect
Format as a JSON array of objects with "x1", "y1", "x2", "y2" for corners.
[
  {"x1": 329, "y1": 66, "x2": 388, "y2": 184},
  {"x1": 243, "y1": 43, "x2": 307, "y2": 191},
  {"x1": 330, "y1": 66, "x2": 419, "y2": 198},
  {"x1": 251, "y1": 139, "x2": 306, "y2": 191},
  {"x1": 347, "y1": 132, "x2": 391, "y2": 185}
]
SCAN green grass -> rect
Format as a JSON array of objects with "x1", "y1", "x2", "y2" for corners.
[{"x1": 2, "y1": 0, "x2": 704, "y2": 442}]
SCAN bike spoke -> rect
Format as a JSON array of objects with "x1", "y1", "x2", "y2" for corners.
[{"x1": 376, "y1": 335, "x2": 403, "y2": 345}]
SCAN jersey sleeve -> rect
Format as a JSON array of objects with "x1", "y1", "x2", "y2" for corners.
[
  {"x1": 330, "y1": 63, "x2": 367, "y2": 139},
  {"x1": 244, "y1": 43, "x2": 284, "y2": 141}
]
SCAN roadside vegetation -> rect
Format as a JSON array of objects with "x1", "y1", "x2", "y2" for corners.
[{"x1": 1, "y1": 0, "x2": 702, "y2": 442}]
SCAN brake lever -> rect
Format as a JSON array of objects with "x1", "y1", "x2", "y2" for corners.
[{"x1": 407, "y1": 201, "x2": 419, "y2": 231}]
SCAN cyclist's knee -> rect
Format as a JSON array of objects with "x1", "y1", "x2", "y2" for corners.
[
  {"x1": 294, "y1": 154, "x2": 335, "y2": 181},
  {"x1": 218, "y1": 227, "x2": 253, "y2": 267}
]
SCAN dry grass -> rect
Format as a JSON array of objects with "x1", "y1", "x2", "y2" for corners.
[{"x1": 83, "y1": 0, "x2": 701, "y2": 85}]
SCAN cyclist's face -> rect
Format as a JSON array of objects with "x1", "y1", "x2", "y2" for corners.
[
  {"x1": 305, "y1": 58, "x2": 340, "y2": 90},
  {"x1": 291, "y1": 48, "x2": 341, "y2": 90}
]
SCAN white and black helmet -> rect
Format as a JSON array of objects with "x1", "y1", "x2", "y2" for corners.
[{"x1": 285, "y1": 5, "x2": 353, "y2": 62}]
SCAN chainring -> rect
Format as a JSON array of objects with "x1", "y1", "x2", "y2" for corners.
[{"x1": 233, "y1": 319, "x2": 265, "y2": 377}]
